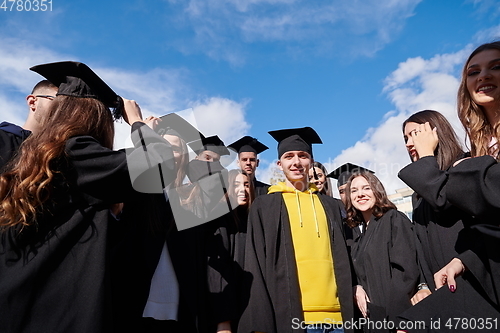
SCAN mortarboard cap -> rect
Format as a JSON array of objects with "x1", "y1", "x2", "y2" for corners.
[
  {"x1": 30, "y1": 61, "x2": 123, "y2": 119},
  {"x1": 268, "y1": 127, "x2": 322, "y2": 158},
  {"x1": 327, "y1": 163, "x2": 374, "y2": 188},
  {"x1": 188, "y1": 135, "x2": 230, "y2": 156},
  {"x1": 187, "y1": 159, "x2": 227, "y2": 183},
  {"x1": 228, "y1": 136, "x2": 269, "y2": 155},
  {"x1": 156, "y1": 113, "x2": 204, "y2": 144}
]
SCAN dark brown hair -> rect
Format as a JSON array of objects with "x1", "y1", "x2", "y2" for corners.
[
  {"x1": 228, "y1": 169, "x2": 255, "y2": 209},
  {"x1": 0, "y1": 96, "x2": 114, "y2": 230},
  {"x1": 403, "y1": 110, "x2": 464, "y2": 170},
  {"x1": 457, "y1": 41, "x2": 500, "y2": 159},
  {"x1": 310, "y1": 161, "x2": 332, "y2": 196},
  {"x1": 344, "y1": 171, "x2": 396, "y2": 228},
  {"x1": 31, "y1": 79, "x2": 57, "y2": 94}
]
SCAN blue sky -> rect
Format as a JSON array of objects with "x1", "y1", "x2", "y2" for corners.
[{"x1": 1, "y1": 0, "x2": 499, "y2": 195}]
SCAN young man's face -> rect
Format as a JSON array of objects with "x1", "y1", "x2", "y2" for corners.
[
  {"x1": 338, "y1": 184, "x2": 347, "y2": 205},
  {"x1": 28, "y1": 86, "x2": 59, "y2": 125},
  {"x1": 238, "y1": 151, "x2": 259, "y2": 177},
  {"x1": 278, "y1": 150, "x2": 312, "y2": 189}
]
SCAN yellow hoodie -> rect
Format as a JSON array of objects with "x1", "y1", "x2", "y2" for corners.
[{"x1": 268, "y1": 182, "x2": 342, "y2": 324}]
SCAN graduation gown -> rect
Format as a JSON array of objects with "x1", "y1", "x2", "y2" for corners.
[
  {"x1": 238, "y1": 192, "x2": 354, "y2": 333},
  {"x1": 0, "y1": 121, "x2": 31, "y2": 171},
  {"x1": 351, "y1": 209, "x2": 419, "y2": 330},
  {"x1": 398, "y1": 156, "x2": 472, "y2": 289},
  {"x1": 110, "y1": 189, "x2": 215, "y2": 333},
  {"x1": 396, "y1": 156, "x2": 500, "y2": 329},
  {"x1": 253, "y1": 178, "x2": 270, "y2": 197},
  {"x1": 446, "y1": 155, "x2": 500, "y2": 221},
  {"x1": 0, "y1": 123, "x2": 176, "y2": 333},
  {"x1": 397, "y1": 275, "x2": 500, "y2": 333},
  {"x1": 445, "y1": 156, "x2": 500, "y2": 308},
  {"x1": 206, "y1": 207, "x2": 250, "y2": 331}
]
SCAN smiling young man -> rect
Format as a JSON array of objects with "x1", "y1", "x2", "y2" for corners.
[
  {"x1": 239, "y1": 127, "x2": 354, "y2": 333},
  {"x1": 228, "y1": 136, "x2": 270, "y2": 197}
]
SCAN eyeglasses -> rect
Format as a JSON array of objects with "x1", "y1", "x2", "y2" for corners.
[{"x1": 35, "y1": 95, "x2": 56, "y2": 100}]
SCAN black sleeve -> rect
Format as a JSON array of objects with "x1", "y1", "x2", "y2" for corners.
[
  {"x1": 206, "y1": 217, "x2": 237, "y2": 326},
  {"x1": 446, "y1": 155, "x2": 500, "y2": 217},
  {"x1": 387, "y1": 211, "x2": 420, "y2": 323},
  {"x1": 457, "y1": 224, "x2": 500, "y2": 306},
  {"x1": 0, "y1": 130, "x2": 24, "y2": 172},
  {"x1": 238, "y1": 198, "x2": 277, "y2": 333},
  {"x1": 66, "y1": 123, "x2": 175, "y2": 203},
  {"x1": 398, "y1": 156, "x2": 451, "y2": 211}
]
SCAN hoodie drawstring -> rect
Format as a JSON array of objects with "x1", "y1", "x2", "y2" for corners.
[
  {"x1": 295, "y1": 190, "x2": 303, "y2": 228},
  {"x1": 309, "y1": 189, "x2": 320, "y2": 238}
]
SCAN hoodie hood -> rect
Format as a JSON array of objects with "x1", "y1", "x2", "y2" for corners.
[
  {"x1": 271, "y1": 182, "x2": 322, "y2": 237},
  {"x1": 268, "y1": 181, "x2": 319, "y2": 194}
]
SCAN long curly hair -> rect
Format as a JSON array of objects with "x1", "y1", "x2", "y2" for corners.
[
  {"x1": 344, "y1": 171, "x2": 396, "y2": 228},
  {"x1": 0, "y1": 95, "x2": 114, "y2": 230},
  {"x1": 403, "y1": 110, "x2": 465, "y2": 170},
  {"x1": 457, "y1": 41, "x2": 500, "y2": 159}
]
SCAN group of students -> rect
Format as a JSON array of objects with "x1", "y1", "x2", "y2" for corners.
[{"x1": 0, "y1": 40, "x2": 499, "y2": 333}]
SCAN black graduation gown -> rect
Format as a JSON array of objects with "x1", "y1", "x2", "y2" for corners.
[
  {"x1": 398, "y1": 156, "x2": 472, "y2": 289},
  {"x1": 0, "y1": 121, "x2": 31, "y2": 171},
  {"x1": 446, "y1": 155, "x2": 500, "y2": 221},
  {"x1": 253, "y1": 178, "x2": 270, "y2": 197},
  {"x1": 351, "y1": 209, "x2": 419, "y2": 331},
  {"x1": 0, "y1": 123, "x2": 176, "y2": 333},
  {"x1": 206, "y1": 207, "x2": 250, "y2": 332},
  {"x1": 110, "y1": 190, "x2": 214, "y2": 333},
  {"x1": 396, "y1": 156, "x2": 500, "y2": 329},
  {"x1": 397, "y1": 275, "x2": 500, "y2": 333},
  {"x1": 445, "y1": 156, "x2": 500, "y2": 308},
  {"x1": 397, "y1": 225, "x2": 500, "y2": 332},
  {"x1": 238, "y1": 192, "x2": 354, "y2": 333}
]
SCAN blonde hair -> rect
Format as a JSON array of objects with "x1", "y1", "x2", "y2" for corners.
[{"x1": 457, "y1": 41, "x2": 500, "y2": 159}]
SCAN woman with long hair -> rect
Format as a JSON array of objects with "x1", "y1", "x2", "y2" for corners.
[
  {"x1": 309, "y1": 161, "x2": 333, "y2": 196},
  {"x1": 0, "y1": 62, "x2": 176, "y2": 333},
  {"x1": 398, "y1": 110, "x2": 468, "y2": 304},
  {"x1": 433, "y1": 41, "x2": 500, "y2": 308},
  {"x1": 346, "y1": 171, "x2": 419, "y2": 332}
]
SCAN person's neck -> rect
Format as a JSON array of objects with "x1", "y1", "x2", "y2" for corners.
[
  {"x1": 284, "y1": 178, "x2": 308, "y2": 192},
  {"x1": 247, "y1": 171, "x2": 256, "y2": 181},
  {"x1": 362, "y1": 210, "x2": 373, "y2": 226},
  {"x1": 22, "y1": 118, "x2": 37, "y2": 133}
]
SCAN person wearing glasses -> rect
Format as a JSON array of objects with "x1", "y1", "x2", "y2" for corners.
[{"x1": 0, "y1": 79, "x2": 57, "y2": 170}]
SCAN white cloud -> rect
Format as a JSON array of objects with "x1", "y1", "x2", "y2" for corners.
[
  {"x1": 0, "y1": 34, "x2": 251, "y2": 154},
  {"x1": 188, "y1": 97, "x2": 251, "y2": 143},
  {"x1": 167, "y1": 0, "x2": 422, "y2": 64},
  {"x1": 0, "y1": 92, "x2": 26, "y2": 126},
  {"x1": 327, "y1": 46, "x2": 471, "y2": 195},
  {"x1": 472, "y1": 24, "x2": 500, "y2": 43}
]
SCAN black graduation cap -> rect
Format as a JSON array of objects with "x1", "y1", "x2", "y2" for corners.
[
  {"x1": 155, "y1": 113, "x2": 204, "y2": 144},
  {"x1": 228, "y1": 136, "x2": 269, "y2": 155},
  {"x1": 30, "y1": 61, "x2": 123, "y2": 119},
  {"x1": 327, "y1": 163, "x2": 374, "y2": 188},
  {"x1": 188, "y1": 135, "x2": 230, "y2": 156},
  {"x1": 186, "y1": 159, "x2": 227, "y2": 183},
  {"x1": 268, "y1": 127, "x2": 322, "y2": 158}
]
